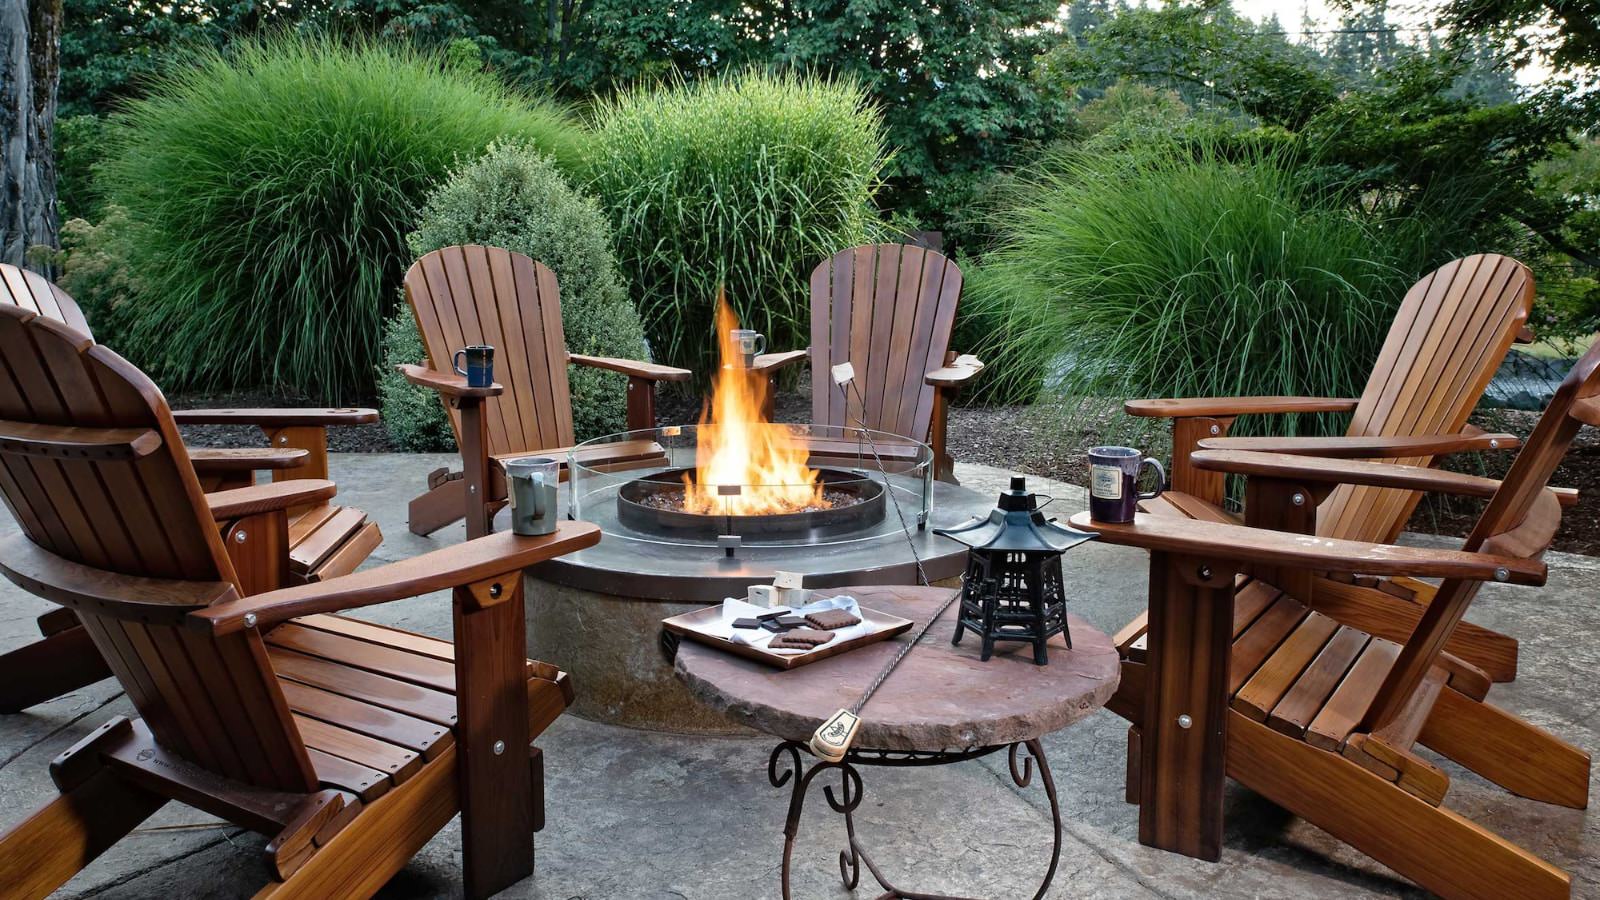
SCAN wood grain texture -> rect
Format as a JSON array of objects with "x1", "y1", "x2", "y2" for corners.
[
  {"x1": 1198, "y1": 431, "x2": 1519, "y2": 458},
  {"x1": 1229, "y1": 712, "x2": 1570, "y2": 900},
  {"x1": 1067, "y1": 512, "x2": 1546, "y2": 585},
  {"x1": 1125, "y1": 396, "x2": 1359, "y2": 418}
]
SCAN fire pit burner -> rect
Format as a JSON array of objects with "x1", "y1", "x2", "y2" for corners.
[{"x1": 617, "y1": 467, "x2": 887, "y2": 541}]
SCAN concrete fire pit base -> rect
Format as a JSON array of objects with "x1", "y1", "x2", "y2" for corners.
[
  {"x1": 522, "y1": 576, "x2": 960, "y2": 733},
  {"x1": 517, "y1": 479, "x2": 994, "y2": 733}
]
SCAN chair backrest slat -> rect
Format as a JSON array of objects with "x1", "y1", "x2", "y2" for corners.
[
  {"x1": 1319, "y1": 254, "x2": 1533, "y2": 543},
  {"x1": 0, "y1": 262, "x2": 91, "y2": 335},
  {"x1": 1359, "y1": 335, "x2": 1600, "y2": 735},
  {"x1": 808, "y1": 244, "x2": 964, "y2": 440},
  {"x1": 0, "y1": 306, "x2": 318, "y2": 793},
  {"x1": 403, "y1": 246, "x2": 574, "y2": 455}
]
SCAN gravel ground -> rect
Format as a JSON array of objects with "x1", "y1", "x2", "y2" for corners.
[{"x1": 168, "y1": 387, "x2": 1600, "y2": 556}]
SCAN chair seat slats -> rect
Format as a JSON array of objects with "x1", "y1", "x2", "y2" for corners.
[
  {"x1": 280, "y1": 680, "x2": 454, "y2": 761},
  {"x1": 267, "y1": 647, "x2": 459, "y2": 727},
  {"x1": 266, "y1": 623, "x2": 456, "y2": 692}
]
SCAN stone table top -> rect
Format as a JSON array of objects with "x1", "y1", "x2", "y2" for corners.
[{"x1": 674, "y1": 585, "x2": 1120, "y2": 751}]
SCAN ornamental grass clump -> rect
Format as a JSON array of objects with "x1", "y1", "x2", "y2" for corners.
[
  {"x1": 381, "y1": 142, "x2": 649, "y2": 449},
  {"x1": 587, "y1": 70, "x2": 888, "y2": 380},
  {"x1": 963, "y1": 144, "x2": 1466, "y2": 436},
  {"x1": 98, "y1": 36, "x2": 583, "y2": 402}
]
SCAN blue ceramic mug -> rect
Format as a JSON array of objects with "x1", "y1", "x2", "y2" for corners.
[
  {"x1": 453, "y1": 345, "x2": 494, "y2": 388},
  {"x1": 1088, "y1": 446, "x2": 1165, "y2": 523}
]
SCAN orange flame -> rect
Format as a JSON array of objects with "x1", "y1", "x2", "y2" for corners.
[{"x1": 681, "y1": 293, "x2": 825, "y2": 515}]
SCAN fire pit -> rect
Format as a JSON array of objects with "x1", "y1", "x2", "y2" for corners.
[
  {"x1": 616, "y1": 466, "x2": 886, "y2": 540},
  {"x1": 518, "y1": 298, "x2": 992, "y2": 732}
]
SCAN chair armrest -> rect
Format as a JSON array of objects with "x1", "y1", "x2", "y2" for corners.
[
  {"x1": 397, "y1": 364, "x2": 503, "y2": 399},
  {"x1": 206, "y1": 480, "x2": 336, "y2": 520},
  {"x1": 1191, "y1": 450, "x2": 1579, "y2": 507},
  {"x1": 1196, "y1": 432, "x2": 1520, "y2": 458},
  {"x1": 926, "y1": 354, "x2": 985, "y2": 388},
  {"x1": 171, "y1": 408, "x2": 378, "y2": 427},
  {"x1": 747, "y1": 350, "x2": 810, "y2": 374},
  {"x1": 568, "y1": 354, "x2": 692, "y2": 383},
  {"x1": 189, "y1": 447, "x2": 310, "y2": 474},
  {"x1": 1066, "y1": 512, "x2": 1545, "y2": 585},
  {"x1": 1124, "y1": 396, "x2": 1360, "y2": 419},
  {"x1": 188, "y1": 523, "x2": 602, "y2": 635}
]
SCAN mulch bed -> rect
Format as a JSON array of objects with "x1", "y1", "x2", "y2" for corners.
[{"x1": 168, "y1": 388, "x2": 1600, "y2": 557}]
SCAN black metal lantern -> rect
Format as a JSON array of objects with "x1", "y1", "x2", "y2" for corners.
[{"x1": 935, "y1": 477, "x2": 1095, "y2": 665}]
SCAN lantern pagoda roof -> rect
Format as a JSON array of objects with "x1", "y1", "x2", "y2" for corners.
[{"x1": 935, "y1": 477, "x2": 1096, "y2": 553}]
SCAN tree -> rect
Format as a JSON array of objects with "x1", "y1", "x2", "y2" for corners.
[{"x1": 1, "y1": 0, "x2": 60, "y2": 266}]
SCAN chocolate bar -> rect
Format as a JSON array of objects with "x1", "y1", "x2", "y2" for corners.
[
  {"x1": 775, "y1": 615, "x2": 809, "y2": 628},
  {"x1": 732, "y1": 618, "x2": 762, "y2": 630},
  {"x1": 804, "y1": 609, "x2": 860, "y2": 630},
  {"x1": 769, "y1": 628, "x2": 835, "y2": 649}
]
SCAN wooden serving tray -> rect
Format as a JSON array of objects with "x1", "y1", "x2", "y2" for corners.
[{"x1": 663, "y1": 604, "x2": 914, "y2": 670}]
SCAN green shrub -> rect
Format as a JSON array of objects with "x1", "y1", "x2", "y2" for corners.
[
  {"x1": 964, "y1": 143, "x2": 1468, "y2": 434},
  {"x1": 381, "y1": 142, "x2": 649, "y2": 449},
  {"x1": 587, "y1": 70, "x2": 887, "y2": 380},
  {"x1": 56, "y1": 206, "x2": 140, "y2": 332},
  {"x1": 56, "y1": 115, "x2": 108, "y2": 221},
  {"x1": 97, "y1": 36, "x2": 584, "y2": 403}
]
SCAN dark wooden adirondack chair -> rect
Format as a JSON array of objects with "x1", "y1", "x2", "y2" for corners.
[
  {"x1": 755, "y1": 244, "x2": 984, "y2": 482},
  {"x1": 1116, "y1": 254, "x2": 1545, "y2": 684},
  {"x1": 1071, "y1": 334, "x2": 1600, "y2": 900},
  {"x1": 0, "y1": 303, "x2": 599, "y2": 899},
  {"x1": 399, "y1": 245, "x2": 691, "y2": 538},
  {"x1": 0, "y1": 263, "x2": 383, "y2": 712}
]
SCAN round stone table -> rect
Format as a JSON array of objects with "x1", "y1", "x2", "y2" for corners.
[{"x1": 675, "y1": 585, "x2": 1119, "y2": 899}]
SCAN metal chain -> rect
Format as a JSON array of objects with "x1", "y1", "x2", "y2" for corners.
[{"x1": 840, "y1": 378, "x2": 962, "y2": 717}]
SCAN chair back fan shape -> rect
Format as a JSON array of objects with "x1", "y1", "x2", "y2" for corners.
[
  {"x1": 1, "y1": 263, "x2": 91, "y2": 334},
  {"x1": 1319, "y1": 254, "x2": 1534, "y2": 543},
  {"x1": 0, "y1": 305, "x2": 320, "y2": 793},
  {"x1": 1360, "y1": 336, "x2": 1600, "y2": 735},
  {"x1": 808, "y1": 244, "x2": 963, "y2": 440},
  {"x1": 403, "y1": 245, "x2": 574, "y2": 454}
]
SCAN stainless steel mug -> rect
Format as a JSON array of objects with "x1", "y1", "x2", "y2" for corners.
[
  {"x1": 730, "y1": 328, "x2": 765, "y2": 367},
  {"x1": 504, "y1": 456, "x2": 560, "y2": 536},
  {"x1": 1088, "y1": 446, "x2": 1165, "y2": 524},
  {"x1": 453, "y1": 344, "x2": 495, "y2": 388}
]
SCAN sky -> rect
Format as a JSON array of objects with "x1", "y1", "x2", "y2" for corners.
[{"x1": 1224, "y1": 0, "x2": 1556, "y2": 85}]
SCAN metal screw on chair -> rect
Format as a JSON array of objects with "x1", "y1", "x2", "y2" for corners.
[
  {"x1": 1198, "y1": 565, "x2": 1212, "y2": 580},
  {"x1": 1209, "y1": 424, "x2": 1220, "y2": 435},
  {"x1": 493, "y1": 740, "x2": 506, "y2": 755},
  {"x1": 278, "y1": 435, "x2": 288, "y2": 444},
  {"x1": 1177, "y1": 715, "x2": 1193, "y2": 729},
  {"x1": 234, "y1": 530, "x2": 247, "y2": 543},
  {"x1": 1495, "y1": 567, "x2": 1510, "y2": 582},
  {"x1": 1291, "y1": 493, "x2": 1306, "y2": 506},
  {"x1": 243, "y1": 613, "x2": 257, "y2": 628},
  {"x1": 1490, "y1": 439, "x2": 1500, "y2": 449},
  {"x1": 489, "y1": 583, "x2": 503, "y2": 599},
  {"x1": 469, "y1": 484, "x2": 477, "y2": 494}
]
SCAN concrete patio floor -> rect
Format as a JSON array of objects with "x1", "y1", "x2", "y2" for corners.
[{"x1": 1, "y1": 453, "x2": 1596, "y2": 899}]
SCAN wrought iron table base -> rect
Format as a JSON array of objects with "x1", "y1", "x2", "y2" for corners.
[{"x1": 767, "y1": 739, "x2": 1062, "y2": 900}]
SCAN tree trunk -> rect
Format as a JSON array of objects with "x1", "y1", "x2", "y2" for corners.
[{"x1": 0, "y1": 0, "x2": 60, "y2": 268}]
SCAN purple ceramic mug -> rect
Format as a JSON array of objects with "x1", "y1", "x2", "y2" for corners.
[{"x1": 1088, "y1": 446, "x2": 1165, "y2": 523}]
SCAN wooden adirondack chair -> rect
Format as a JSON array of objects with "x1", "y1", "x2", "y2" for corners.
[
  {"x1": 399, "y1": 245, "x2": 692, "y2": 539},
  {"x1": 754, "y1": 244, "x2": 984, "y2": 482},
  {"x1": 0, "y1": 303, "x2": 600, "y2": 899},
  {"x1": 1070, "y1": 334, "x2": 1600, "y2": 900},
  {"x1": 0, "y1": 263, "x2": 383, "y2": 712},
  {"x1": 1116, "y1": 254, "x2": 1542, "y2": 684}
]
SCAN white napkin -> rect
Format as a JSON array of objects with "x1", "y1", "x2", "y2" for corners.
[{"x1": 719, "y1": 594, "x2": 869, "y2": 654}]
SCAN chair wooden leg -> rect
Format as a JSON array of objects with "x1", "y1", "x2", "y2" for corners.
[
  {"x1": 1419, "y1": 686, "x2": 1590, "y2": 809},
  {"x1": 408, "y1": 479, "x2": 468, "y2": 537},
  {"x1": 454, "y1": 574, "x2": 535, "y2": 898},
  {"x1": 0, "y1": 768, "x2": 166, "y2": 900},
  {"x1": 930, "y1": 387, "x2": 957, "y2": 484},
  {"x1": 1230, "y1": 712, "x2": 1570, "y2": 900},
  {"x1": 1139, "y1": 552, "x2": 1233, "y2": 861},
  {"x1": 253, "y1": 746, "x2": 460, "y2": 900},
  {"x1": 0, "y1": 625, "x2": 112, "y2": 712}
]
